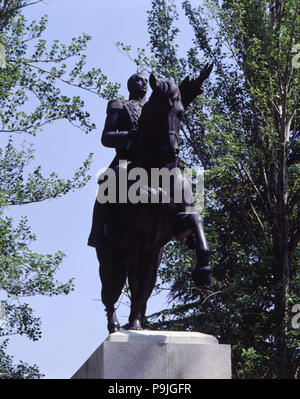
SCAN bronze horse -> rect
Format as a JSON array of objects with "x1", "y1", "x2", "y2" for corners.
[{"x1": 96, "y1": 74, "x2": 211, "y2": 332}]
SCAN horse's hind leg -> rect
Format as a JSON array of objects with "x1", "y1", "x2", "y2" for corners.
[
  {"x1": 128, "y1": 245, "x2": 163, "y2": 330},
  {"x1": 96, "y1": 239, "x2": 127, "y2": 333}
]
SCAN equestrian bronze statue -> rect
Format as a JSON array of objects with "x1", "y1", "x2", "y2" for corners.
[{"x1": 88, "y1": 65, "x2": 213, "y2": 333}]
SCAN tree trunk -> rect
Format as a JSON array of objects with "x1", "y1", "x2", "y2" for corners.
[{"x1": 274, "y1": 111, "x2": 290, "y2": 378}]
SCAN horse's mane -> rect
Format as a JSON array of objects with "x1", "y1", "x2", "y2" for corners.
[
  {"x1": 137, "y1": 79, "x2": 181, "y2": 140},
  {"x1": 134, "y1": 79, "x2": 182, "y2": 166}
]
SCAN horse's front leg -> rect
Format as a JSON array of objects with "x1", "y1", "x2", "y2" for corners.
[
  {"x1": 176, "y1": 212, "x2": 212, "y2": 287},
  {"x1": 190, "y1": 213, "x2": 212, "y2": 287},
  {"x1": 175, "y1": 174, "x2": 212, "y2": 287}
]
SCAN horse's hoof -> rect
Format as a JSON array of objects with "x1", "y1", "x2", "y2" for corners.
[
  {"x1": 129, "y1": 319, "x2": 143, "y2": 330},
  {"x1": 192, "y1": 266, "x2": 212, "y2": 287},
  {"x1": 107, "y1": 320, "x2": 120, "y2": 333},
  {"x1": 107, "y1": 312, "x2": 120, "y2": 334},
  {"x1": 196, "y1": 251, "x2": 210, "y2": 267},
  {"x1": 108, "y1": 323, "x2": 119, "y2": 334}
]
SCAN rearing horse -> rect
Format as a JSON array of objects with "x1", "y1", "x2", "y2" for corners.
[{"x1": 96, "y1": 74, "x2": 211, "y2": 332}]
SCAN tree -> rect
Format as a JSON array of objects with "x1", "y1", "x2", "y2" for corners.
[
  {"x1": 120, "y1": 0, "x2": 300, "y2": 378},
  {"x1": 0, "y1": 0, "x2": 120, "y2": 378}
]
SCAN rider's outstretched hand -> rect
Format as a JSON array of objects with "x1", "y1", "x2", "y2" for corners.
[{"x1": 198, "y1": 62, "x2": 214, "y2": 83}]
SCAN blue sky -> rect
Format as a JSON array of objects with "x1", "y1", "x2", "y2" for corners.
[{"x1": 2, "y1": 0, "x2": 201, "y2": 379}]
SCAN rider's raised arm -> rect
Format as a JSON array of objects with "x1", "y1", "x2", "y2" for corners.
[
  {"x1": 179, "y1": 63, "x2": 213, "y2": 110},
  {"x1": 101, "y1": 100, "x2": 129, "y2": 149},
  {"x1": 179, "y1": 76, "x2": 204, "y2": 110}
]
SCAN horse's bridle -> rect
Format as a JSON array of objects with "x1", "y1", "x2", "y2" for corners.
[{"x1": 164, "y1": 129, "x2": 180, "y2": 158}]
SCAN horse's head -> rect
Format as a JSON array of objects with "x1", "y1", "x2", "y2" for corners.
[{"x1": 138, "y1": 73, "x2": 184, "y2": 168}]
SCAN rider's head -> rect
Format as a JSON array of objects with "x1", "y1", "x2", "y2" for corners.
[{"x1": 127, "y1": 73, "x2": 148, "y2": 99}]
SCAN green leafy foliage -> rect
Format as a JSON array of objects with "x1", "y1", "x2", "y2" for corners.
[
  {"x1": 122, "y1": 0, "x2": 300, "y2": 378},
  {"x1": 0, "y1": 339, "x2": 42, "y2": 379}
]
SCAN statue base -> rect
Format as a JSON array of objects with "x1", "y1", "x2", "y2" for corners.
[{"x1": 71, "y1": 330, "x2": 231, "y2": 379}]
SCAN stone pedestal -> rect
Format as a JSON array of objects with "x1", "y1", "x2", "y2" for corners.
[{"x1": 71, "y1": 330, "x2": 231, "y2": 379}]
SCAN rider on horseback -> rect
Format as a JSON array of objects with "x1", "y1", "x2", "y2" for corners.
[{"x1": 88, "y1": 66, "x2": 213, "y2": 333}]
